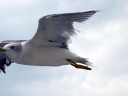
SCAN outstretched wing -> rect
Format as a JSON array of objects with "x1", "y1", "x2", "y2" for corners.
[
  {"x1": 0, "y1": 40, "x2": 26, "y2": 73},
  {"x1": 30, "y1": 10, "x2": 98, "y2": 48}
]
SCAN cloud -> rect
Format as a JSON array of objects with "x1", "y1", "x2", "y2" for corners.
[
  {"x1": 0, "y1": 0, "x2": 128, "y2": 96},
  {"x1": 0, "y1": 0, "x2": 36, "y2": 9}
]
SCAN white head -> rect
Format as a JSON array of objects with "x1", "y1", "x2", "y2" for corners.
[{"x1": 3, "y1": 43, "x2": 22, "y2": 61}]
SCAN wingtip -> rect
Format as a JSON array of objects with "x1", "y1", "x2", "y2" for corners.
[
  {"x1": 91, "y1": 10, "x2": 101, "y2": 13},
  {"x1": 0, "y1": 64, "x2": 6, "y2": 74},
  {"x1": 83, "y1": 10, "x2": 100, "y2": 15},
  {"x1": 94, "y1": 10, "x2": 102, "y2": 13}
]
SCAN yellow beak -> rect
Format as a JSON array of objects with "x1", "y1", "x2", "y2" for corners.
[{"x1": 0, "y1": 47, "x2": 6, "y2": 52}]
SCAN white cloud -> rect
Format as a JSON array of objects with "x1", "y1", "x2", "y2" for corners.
[
  {"x1": 0, "y1": 0, "x2": 36, "y2": 9},
  {"x1": 0, "y1": 0, "x2": 128, "y2": 96},
  {"x1": 7, "y1": 71, "x2": 128, "y2": 96}
]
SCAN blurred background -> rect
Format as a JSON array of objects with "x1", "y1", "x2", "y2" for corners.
[{"x1": 0, "y1": 0, "x2": 128, "y2": 96}]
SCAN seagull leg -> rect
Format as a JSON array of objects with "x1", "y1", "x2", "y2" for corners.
[{"x1": 66, "y1": 59, "x2": 91, "y2": 70}]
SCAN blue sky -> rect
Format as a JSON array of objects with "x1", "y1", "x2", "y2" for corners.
[{"x1": 0, "y1": 0, "x2": 128, "y2": 96}]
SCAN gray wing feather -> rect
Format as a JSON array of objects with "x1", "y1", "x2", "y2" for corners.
[
  {"x1": 31, "y1": 11, "x2": 97, "y2": 48},
  {"x1": 0, "y1": 40, "x2": 26, "y2": 73}
]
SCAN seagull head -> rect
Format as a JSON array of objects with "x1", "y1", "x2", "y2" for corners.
[{"x1": 0, "y1": 43, "x2": 22, "y2": 60}]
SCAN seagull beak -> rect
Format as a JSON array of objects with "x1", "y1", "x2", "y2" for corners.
[{"x1": 0, "y1": 47, "x2": 6, "y2": 52}]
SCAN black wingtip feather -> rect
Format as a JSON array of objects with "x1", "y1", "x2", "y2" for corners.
[{"x1": 0, "y1": 64, "x2": 6, "y2": 73}]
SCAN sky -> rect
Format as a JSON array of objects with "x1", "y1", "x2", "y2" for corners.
[{"x1": 0, "y1": 0, "x2": 128, "y2": 96}]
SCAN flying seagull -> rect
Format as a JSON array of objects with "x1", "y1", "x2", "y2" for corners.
[{"x1": 0, "y1": 10, "x2": 98, "y2": 73}]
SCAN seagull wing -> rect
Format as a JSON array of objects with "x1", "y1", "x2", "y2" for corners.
[
  {"x1": 0, "y1": 40, "x2": 26, "y2": 73},
  {"x1": 30, "y1": 10, "x2": 97, "y2": 48}
]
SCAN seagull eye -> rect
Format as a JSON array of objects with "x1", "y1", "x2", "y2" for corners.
[{"x1": 10, "y1": 46, "x2": 15, "y2": 49}]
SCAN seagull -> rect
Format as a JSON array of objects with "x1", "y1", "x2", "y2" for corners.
[{"x1": 0, "y1": 10, "x2": 98, "y2": 73}]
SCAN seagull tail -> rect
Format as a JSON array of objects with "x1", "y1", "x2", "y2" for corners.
[{"x1": 76, "y1": 57, "x2": 92, "y2": 66}]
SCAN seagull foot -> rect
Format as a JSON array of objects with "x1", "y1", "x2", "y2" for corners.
[{"x1": 66, "y1": 59, "x2": 91, "y2": 70}]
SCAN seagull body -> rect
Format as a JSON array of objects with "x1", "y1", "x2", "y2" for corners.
[
  {"x1": 9, "y1": 41, "x2": 78, "y2": 66},
  {"x1": 0, "y1": 11, "x2": 98, "y2": 73}
]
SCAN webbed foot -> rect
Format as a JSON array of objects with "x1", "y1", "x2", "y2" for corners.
[{"x1": 66, "y1": 59, "x2": 91, "y2": 70}]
